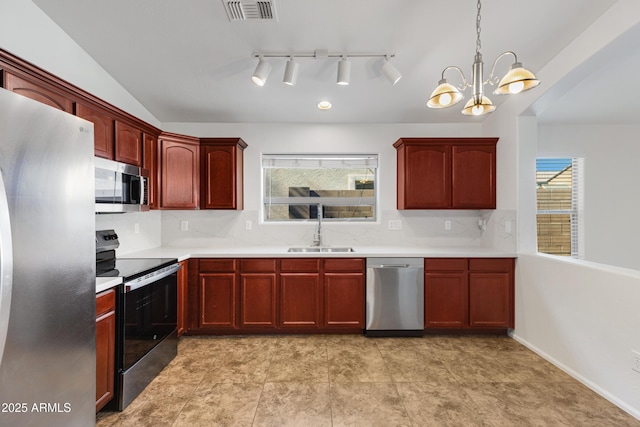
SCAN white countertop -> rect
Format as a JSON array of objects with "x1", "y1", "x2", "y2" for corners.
[
  {"x1": 96, "y1": 276, "x2": 122, "y2": 294},
  {"x1": 120, "y1": 245, "x2": 517, "y2": 262}
]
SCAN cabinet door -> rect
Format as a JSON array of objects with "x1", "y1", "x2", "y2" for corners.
[
  {"x1": 95, "y1": 289, "x2": 115, "y2": 412},
  {"x1": 4, "y1": 71, "x2": 74, "y2": 113},
  {"x1": 424, "y1": 258, "x2": 468, "y2": 329},
  {"x1": 452, "y1": 143, "x2": 496, "y2": 209},
  {"x1": 177, "y1": 260, "x2": 188, "y2": 336},
  {"x1": 324, "y1": 273, "x2": 364, "y2": 328},
  {"x1": 160, "y1": 138, "x2": 199, "y2": 209},
  {"x1": 399, "y1": 143, "x2": 451, "y2": 209},
  {"x1": 199, "y1": 273, "x2": 237, "y2": 329},
  {"x1": 143, "y1": 133, "x2": 158, "y2": 209},
  {"x1": 240, "y1": 273, "x2": 277, "y2": 328},
  {"x1": 280, "y1": 273, "x2": 321, "y2": 328},
  {"x1": 468, "y1": 258, "x2": 514, "y2": 328},
  {"x1": 200, "y1": 139, "x2": 246, "y2": 210},
  {"x1": 76, "y1": 103, "x2": 114, "y2": 159},
  {"x1": 115, "y1": 121, "x2": 143, "y2": 166}
]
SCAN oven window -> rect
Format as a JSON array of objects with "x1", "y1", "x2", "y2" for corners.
[{"x1": 123, "y1": 274, "x2": 177, "y2": 370}]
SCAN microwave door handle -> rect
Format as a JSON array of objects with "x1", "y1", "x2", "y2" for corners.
[
  {"x1": 139, "y1": 176, "x2": 146, "y2": 205},
  {"x1": 0, "y1": 170, "x2": 14, "y2": 366}
]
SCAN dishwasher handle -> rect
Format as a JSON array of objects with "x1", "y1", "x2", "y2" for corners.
[{"x1": 376, "y1": 264, "x2": 412, "y2": 268}]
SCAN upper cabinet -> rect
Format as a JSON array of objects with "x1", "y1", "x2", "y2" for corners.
[
  {"x1": 2, "y1": 70, "x2": 74, "y2": 113},
  {"x1": 143, "y1": 133, "x2": 158, "y2": 209},
  {"x1": 115, "y1": 121, "x2": 143, "y2": 166},
  {"x1": 159, "y1": 133, "x2": 200, "y2": 209},
  {"x1": 394, "y1": 138, "x2": 497, "y2": 209},
  {"x1": 200, "y1": 138, "x2": 247, "y2": 210},
  {"x1": 76, "y1": 103, "x2": 114, "y2": 159}
]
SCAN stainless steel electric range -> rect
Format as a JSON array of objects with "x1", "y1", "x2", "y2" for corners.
[{"x1": 96, "y1": 229, "x2": 180, "y2": 411}]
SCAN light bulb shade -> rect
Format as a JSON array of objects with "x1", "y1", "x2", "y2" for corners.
[
  {"x1": 461, "y1": 96, "x2": 496, "y2": 116},
  {"x1": 427, "y1": 80, "x2": 463, "y2": 109},
  {"x1": 381, "y1": 60, "x2": 402, "y2": 85},
  {"x1": 283, "y1": 59, "x2": 299, "y2": 86},
  {"x1": 251, "y1": 59, "x2": 271, "y2": 86},
  {"x1": 337, "y1": 59, "x2": 351, "y2": 85},
  {"x1": 494, "y1": 63, "x2": 540, "y2": 95}
]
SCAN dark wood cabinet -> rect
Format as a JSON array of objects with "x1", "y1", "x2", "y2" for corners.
[
  {"x1": 424, "y1": 259, "x2": 468, "y2": 328},
  {"x1": 200, "y1": 138, "x2": 247, "y2": 210},
  {"x1": 468, "y1": 258, "x2": 514, "y2": 328},
  {"x1": 394, "y1": 138, "x2": 497, "y2": 209},
  {"x1": 76, "y1": 102, "x2": 114, "y2": 159},
  {"x1": 177, "y1": 260, "x2": 188, "y2": 337},
  {"x1": 95, "y1": 289, "x2": 116, "y2": 412},
  {"x1": 198, "y1": 259, "x2": 238, "y2": 330},
  {"x1": 280, "y1": 258, "x2": 321, "y2": 329},
  {"x1": 323, "y1": 258, "x2": 365, "y2": 328},
  {"x1": 424, "y1": 258, "x2": 514, "y2": 330},
  {"x1": 3, "y1": 70, "x2": 74, "y2": 113},
  {"x1": 159, "y1": 133, "x2": 200, "y2": 209},
  {"x1": 115, "y1": 120, "x2": 143, "y2": 166},
  {"x1": 143, "y1": 133, "x2": 158, "y2": 209},
  {"x1": 239, "y1": 259, "x2": 277, "y2": 328}
]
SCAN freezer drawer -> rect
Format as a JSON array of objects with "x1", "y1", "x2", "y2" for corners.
[{"x1": 365, "y1": 258, "x2": 424, "y2": 336}]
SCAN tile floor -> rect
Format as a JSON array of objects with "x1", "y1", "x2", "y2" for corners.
[{"x1": 96, "y1": 334, "x2": 639, "y2": 426}]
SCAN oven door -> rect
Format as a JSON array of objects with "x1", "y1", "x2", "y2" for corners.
[{"x1": 122, "y1": 271, "x2": 177, "y2": 371}]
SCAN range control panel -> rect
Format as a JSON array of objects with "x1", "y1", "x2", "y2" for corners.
[{"x1": 96, "y1": 229, "x2": 120, "y2": 252}]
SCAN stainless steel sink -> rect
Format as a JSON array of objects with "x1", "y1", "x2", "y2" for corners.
[{"x1": 287, "y1": 247, "x2": 354, "y2": 253}]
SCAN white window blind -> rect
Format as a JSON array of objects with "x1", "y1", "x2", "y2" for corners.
[{"x1": 536, "y1": 158, "x2": 583, "y2": 258}]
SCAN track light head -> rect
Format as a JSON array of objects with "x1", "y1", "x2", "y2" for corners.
[
  {"x1": 337, "y1": 57, "x2": 351, "y2": 86},
  {"x1": 283, "y1": 57, "x2": 299, "y2": 86},
  {"x1": 251, "y1": 57, "x2": 271, "y2": 86},
  {"x1": 381, "y1": 58, "x2": 402, "y2": 85}
]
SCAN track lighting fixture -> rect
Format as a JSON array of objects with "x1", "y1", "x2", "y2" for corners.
[
  {"x1": 250, "y1": 50, "x2": 399, "y2": 87},
  {"x1": 337, "y1": 56, "x2": 351, "y2": 86},
  {"x1": 381, "y1": 56, "x2": 402, "y2": 86},
  {"x1": 251, "y1": 55, "x2": 271, "y2": 86},
  {"x1": 282, "y1": 56, "x2": 299, "y2": 86},
  {"x1": 427, "y1": 0, "x2": 540, "y2": 116}
]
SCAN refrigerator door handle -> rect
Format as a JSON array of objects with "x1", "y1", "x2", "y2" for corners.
[{"x1": 0, "y1": 170, "x2": 13, "y2": 365}]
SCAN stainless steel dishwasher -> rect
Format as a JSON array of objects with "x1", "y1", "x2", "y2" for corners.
[{"x1": 365, "y1": 258, "x2": 424, "y2": 337}]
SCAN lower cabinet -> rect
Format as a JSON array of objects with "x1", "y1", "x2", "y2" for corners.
[
  {"x1": 424, "y1": 258, "x2": 514, "y2": 330},
  {"x1": 177, "y1": 260, "x2": 188, "y2": 337},
  {"x1": 95, "y1": 289, "x2": 116, "y2": 412},
  {"x1": 188, "y1": 257, "x2": 364, "y2": 333}
]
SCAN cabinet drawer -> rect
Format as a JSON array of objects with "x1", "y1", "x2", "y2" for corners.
[
  {"x1": 469, "y1": 258, "x2": 514, "y2": 272},
  {"x1": 199, "y1": 259, "x2": 237, "y2": 273},
  {"x1": 281, "y1": 258, "x2": 320, "y2": 272},
  {"x1": 96, "y1": 289, "x2": 116, "y2": 317},
  {"x1": 424, "y1": 258, "x2": 468, "y2": 271},
  {"x1": 240, "y1": 258, "x2": 277, "y2": 272},
  {"x1": 323, "y1": 258, "x2": 364, "y2": 272}
]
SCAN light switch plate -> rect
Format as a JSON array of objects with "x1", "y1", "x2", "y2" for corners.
[{"x1": 388, "y1": 220, "x2": 402, "y2": 230}]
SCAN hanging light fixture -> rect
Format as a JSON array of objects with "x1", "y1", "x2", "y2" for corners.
[
  {"x1": 251, "y1": 55, "x2": 272, "y2": 86},
  {"x1": 427, "y1": 0, "x2": 540, "y2": 116},
  {"x1": 381, "y1": 55, "x2": 402, "y2": 86},
  {"x1": 337, "y1": 56, "x2": 351, "y2": 85},
  {"x1": 282, "y1": 56, "x2": 299, "y2": 86}
]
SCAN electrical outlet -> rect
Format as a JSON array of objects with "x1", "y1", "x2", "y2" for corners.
[
  {"x1": 388, "y1": 220, "x2": 402, "y2": 230},
  {"x1": 180, "y1": 220, "x2": 189, "y2": 231},
  {"x1": 632, "y1": 350, "x2": 640, "y2": 374},
  {"x1": 505, "y1": 220, "x2": 512, "y2": 234},
  {"x1": 134, "y1": 223, "x2": 140, "y2": 234},
  {"x1": 444, "y1": 220, "x2": 452, "y2": 230},
  {"x1": 245, "y1": 220, "x2": 252, "y2": 230}
]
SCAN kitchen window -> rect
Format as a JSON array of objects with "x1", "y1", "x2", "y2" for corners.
[
  {"x1": 262, "y1": 154, "x2": 377, "y2": 222},
  {"x1": 536, "y1": 157, "x2": 583, "y2": 257}
]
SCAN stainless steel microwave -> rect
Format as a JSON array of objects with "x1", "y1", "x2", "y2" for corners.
[{"x1": 95, "y1": 157, "x2": 150, "y2": 213}]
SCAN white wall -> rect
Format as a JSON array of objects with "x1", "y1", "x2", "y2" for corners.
[
  {"x1": 484, "y1": 0, "x2": 640, "y2": 419},
  {"x1": 538, "y1": 124, "x2": 640, "y2": 270}
]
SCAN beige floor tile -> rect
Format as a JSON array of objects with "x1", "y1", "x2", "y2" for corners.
[
  {"x1": 204, "y1": 351, "x2": 273, "y2": 383},
  {"x1": 266, "y1": 345, "x2": 329, "y2": 382},
  {"x1": 438, "y1": 351, "x2": 520, "y2": 383},
  {"x1": 378, "y1": 347, "x2": 457, "y2": 384},
  {"x1": 173, "y1": 382, "x2": 263, "y2": 427},
  {"x1": 253, "y1": 382, "x2": 332, "y2": 427},
  {"x1": 397, "y1": 382, "x2": 492, "y2": 426},
  {"x1": 328, "y1": 344, "x2": 393, "y2": 383},
  {"x1": 492, "y1": 351, "x2": 575, "y2": 383},
  {"x1": 330, "y1": 382, "x2": 411, "y2": 427}
]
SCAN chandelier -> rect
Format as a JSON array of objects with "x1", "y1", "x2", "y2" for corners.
[{"x1": 427, "y1": 0, "x2": 540, "y2": 116}]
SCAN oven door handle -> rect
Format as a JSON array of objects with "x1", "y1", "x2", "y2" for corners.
[{"x1": 124, "y1": 263, "x2": 181, "y2": 293}]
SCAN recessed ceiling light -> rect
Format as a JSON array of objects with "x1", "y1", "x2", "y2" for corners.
[{"x1": 317, "y1": 101, "x2": 332, "y2": 110}]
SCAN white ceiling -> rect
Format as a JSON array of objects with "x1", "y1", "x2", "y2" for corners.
[{"x1": 32, "y1": 0, "x2": 626, "y2": 125}]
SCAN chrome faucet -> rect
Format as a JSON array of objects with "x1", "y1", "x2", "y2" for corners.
[{"x1": 312, "y1": 204, "x2": 323, "y2": 246}]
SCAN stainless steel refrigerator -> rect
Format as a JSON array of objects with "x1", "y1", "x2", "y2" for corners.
[{"x1": 0, "y1": 88, "x2": 95, "y2": 426}]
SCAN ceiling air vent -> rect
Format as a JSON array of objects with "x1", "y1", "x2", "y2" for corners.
[{"x1": 223, "y1": 0, "x2": 277, "y2": 21}]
